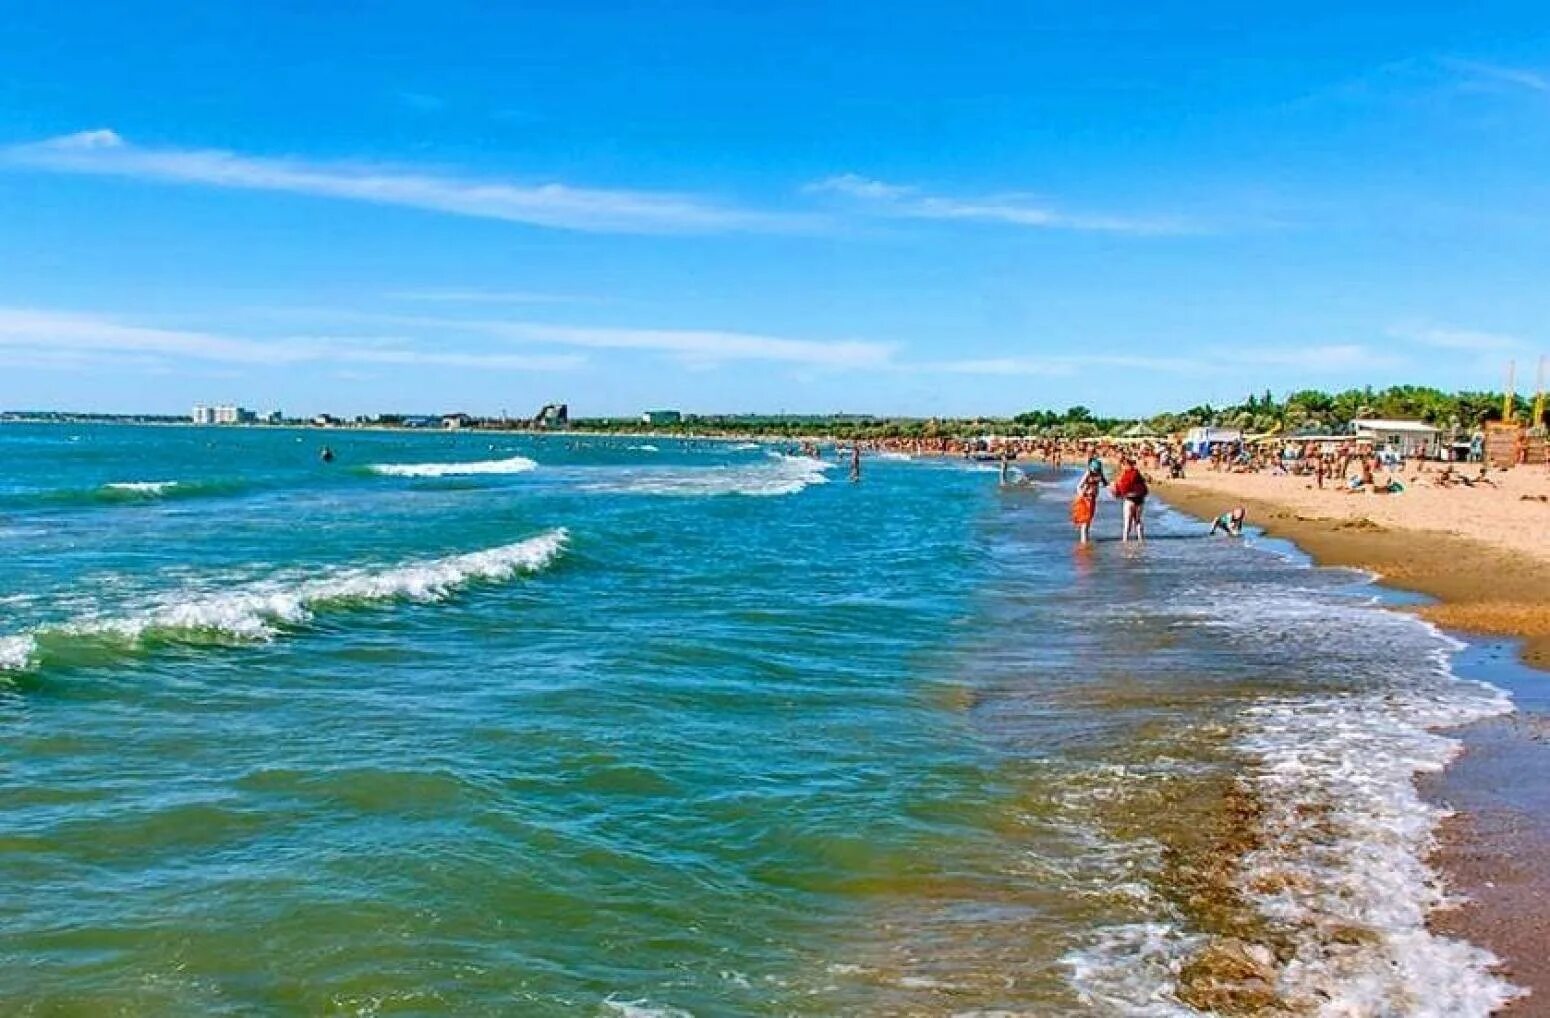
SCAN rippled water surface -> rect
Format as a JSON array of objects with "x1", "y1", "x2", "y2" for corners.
[{"x1": 0, "y1": 425, "x2": 1518, "y2": 1015}]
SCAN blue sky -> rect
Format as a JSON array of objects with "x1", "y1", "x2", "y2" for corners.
[{"x1": 2, "y1": 1, "x2": 1549, "y2": 417}]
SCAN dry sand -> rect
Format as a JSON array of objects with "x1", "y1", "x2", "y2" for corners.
[{"x1": 1156, "y1": 466, "x2": 1550, "y2": 1015}]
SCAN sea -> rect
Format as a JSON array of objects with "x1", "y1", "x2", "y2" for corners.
[{"x1": 0, "y1": 424, "x2": 1522, "y2": 1016}]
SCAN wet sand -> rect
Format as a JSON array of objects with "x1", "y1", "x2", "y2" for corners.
[
  {"x1": 1158, "y1": 476, "x2": 1550, "y2": 1014},
  {"x1": 1154, "y1": 470, "x2": 1550, "y2": 669}
]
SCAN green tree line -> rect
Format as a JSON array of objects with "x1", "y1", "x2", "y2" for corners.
[{"x1": 571, "y1": 386, "x2": 1542, "y2": 440}]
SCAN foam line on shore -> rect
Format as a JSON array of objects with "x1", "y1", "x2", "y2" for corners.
[{"x1": 0, "y1": 529, "x2": 568, "y2": 674}]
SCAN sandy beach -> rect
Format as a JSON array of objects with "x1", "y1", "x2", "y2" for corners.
[{"x1": 1158, "y1": 467, "x2": 1550, "y2": 1014}]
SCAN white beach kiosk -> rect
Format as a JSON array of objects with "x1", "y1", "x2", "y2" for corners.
[{"x1": 1349, "y1": 419, "x2": 1442, "y2": 459}]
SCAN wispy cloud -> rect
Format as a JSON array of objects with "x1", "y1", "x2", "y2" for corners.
[
  {"x1": 398, "y1": 91, "x2": 447, "y2": 113},
  {"x1": 806, "y1": 174, "x2": 1196, "y2": 235},
  {"x1": 0, "y1": 307, "x2": 583, "y2": 371},
  {"x1": 1439, "y1": 58, "x2": 1550, "y2": 96},
  {"x1": 357, "y1": 312, "x2": 895, "y2": 369},
  {"x1": 386, "y1": 289, "x2": 589, "y2": 305},
  {"x1": 1389, "y1": 323, "x2": 1528, "y2": 352},
  {"x1": 3, "y1": 130, "x2": 812, "y2": 235},
  {"x1": 924, "y1": 344, "x2": 1396, "y2": 377}
]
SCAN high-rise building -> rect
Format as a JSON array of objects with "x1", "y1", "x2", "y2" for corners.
[{"x1": 194, "y1": 404, "x2": 256, "y2": 424}]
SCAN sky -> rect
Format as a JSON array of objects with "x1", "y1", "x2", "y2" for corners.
[{"x1": 2, "y1": 1, "x2": 1550, "y2": 418}]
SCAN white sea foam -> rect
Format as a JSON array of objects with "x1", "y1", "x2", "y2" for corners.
[
  {"x1": 630, "y1": 444, "x2": 661, "y2": 453},
  {"x1": 601, "y1": 997, "x2": 693, "y2": 1018},
  {"x1": 1062, "y1": 922, "x2": 1206, "y2": 1017},
  {"x1": 0, "y1": 634, "x2": 37, "y2": 673},
  {"x1": 104, "y1": 480, "x2": 179, "y2": 495},
  {"x1": 0, "y1": 530, "x2": 568, "y2": 671},
  {"x1": 586, "y1": 453, "x2": 832, "y2": 498},
  {"x1": 876, "y1": 451, "x2": 914, "y2": 461},
  {"x1": 1166, "y1": 577, "x2": 1523, "y2": 1014},
  {"x1": 1237, "y1": 678, "x2": 1519, "y2": 1016},
  {"x1": 368, "y1": 455, "x2": 538, "y2": 477},
  {"x1": 729, "y1": 442, "x2": 762, "y2": 451}
]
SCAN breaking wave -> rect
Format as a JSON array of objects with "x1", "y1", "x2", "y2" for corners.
[
  {"x1": 368, "y1": 455, "x2": 538, "y2": 477},
  {"x1": 584, "y1": 453, "x2": 832, "y2": 498},
  {"x1": 0, "y1": 529, "x2": 568, "y2": 675}
]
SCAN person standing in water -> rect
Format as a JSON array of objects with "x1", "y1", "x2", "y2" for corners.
[
  {"x1": 1112, "y1": 457, "x2": 1149, "y2": 543},
  {"x1": 849, "y1": 444, "x2": 862, "y2": 482},
  {"x1": 1070, "y1": 460, "x2": 1105, "y2": 544}
]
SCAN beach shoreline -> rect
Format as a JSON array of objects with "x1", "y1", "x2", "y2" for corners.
[{"x1": 1157, "y1": 474, "x2": 1550, "y2": 1014}]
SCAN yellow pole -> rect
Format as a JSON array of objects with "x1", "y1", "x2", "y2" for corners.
[
  {"x1": 1533, "y1": 355, "x2": 1546, "y2": 429},
  {"x1": 1504, "y1": 360, "x2": 1516, "y2": 422}
]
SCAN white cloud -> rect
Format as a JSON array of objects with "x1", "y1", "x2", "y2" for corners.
[
  {"x1": 384, "y1": 314, "x2": 896, "y2": 369},
  {"x1": 0, "y1": 306, "x2": 890, "y2": 373},
  {"x1": 1389, "y1": 323, "x2": 1528, "y2": 352},
  {"x1": 0, "y1": 307, "x2": 582, "y2": 371},
  {"x1": 4, "y1": 130, "x2": 812, "y2": 235},
  {"x1": 806, "y1": 173, "x2": 1195, "y2": 235}
]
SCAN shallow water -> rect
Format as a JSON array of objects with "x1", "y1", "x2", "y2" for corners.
[{"x1": 0, "y1": 425, "x2": 1518, "y2": 1015}]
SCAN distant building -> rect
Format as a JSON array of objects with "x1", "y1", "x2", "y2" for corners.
[
  {"x1": 641, "y1": 410, "x2": 682, "y2": 426},
  {"x1": 442, "y1": 413, "x2": 474, "y2": 430},
  {"x1": 533, "y1": 403, "x2": 569, "y2": 429},
  {"x1": 1350, "y1": 419, "x2": 1441, "y2": 458},
  {"x1": 194, "y1": 404, "x2": 256, "y2": 425},
  {"x1": 265, "y1": 410, "x2": 284, "y2": 425},
  {"x1": 312, "y1": 414, "x2": 337, "y2": 427}
]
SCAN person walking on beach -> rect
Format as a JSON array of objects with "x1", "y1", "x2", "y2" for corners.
[
  {"x1": 1071, "y1": 459, "x2": 1105, "y2": 544},
  {"x1": 1112, "y1": 457, "x2": 1149, "y2": 543}
]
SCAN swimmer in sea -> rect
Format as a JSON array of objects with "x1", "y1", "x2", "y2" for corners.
[
  {"x1": 320, "y1": 446, "x2": 335, "y2": 463},
  {"x1": 1209, "y1": 506, "x2": 1247, "y2": 537}
]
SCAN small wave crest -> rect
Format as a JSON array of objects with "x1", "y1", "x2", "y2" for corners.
[
  {"x1": 104, "y1": 480, "x2": 180, "y2": 496},
  {"x1": 368, "y1": 455, "x2": 538, "y2": 478},
  {"x1": 0, "y1": 529, "x2": 568, "y2": 674},
  {"x1": 8, "y1": 477, "x2": 247, "y2": 508}
]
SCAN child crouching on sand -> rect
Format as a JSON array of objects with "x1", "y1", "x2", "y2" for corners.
[{"x1": 1209, "y1": 506, "x2": 1247, "y2": 537}]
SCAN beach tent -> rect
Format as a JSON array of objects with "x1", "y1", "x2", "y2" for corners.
[{"x1": 1183, "y1": 426, "x2": 1243, "y2": 455}]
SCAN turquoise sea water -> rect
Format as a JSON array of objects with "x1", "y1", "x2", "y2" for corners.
[{"x1": 0, "y1": 425, "x2": 1522, "y2": 1015}]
